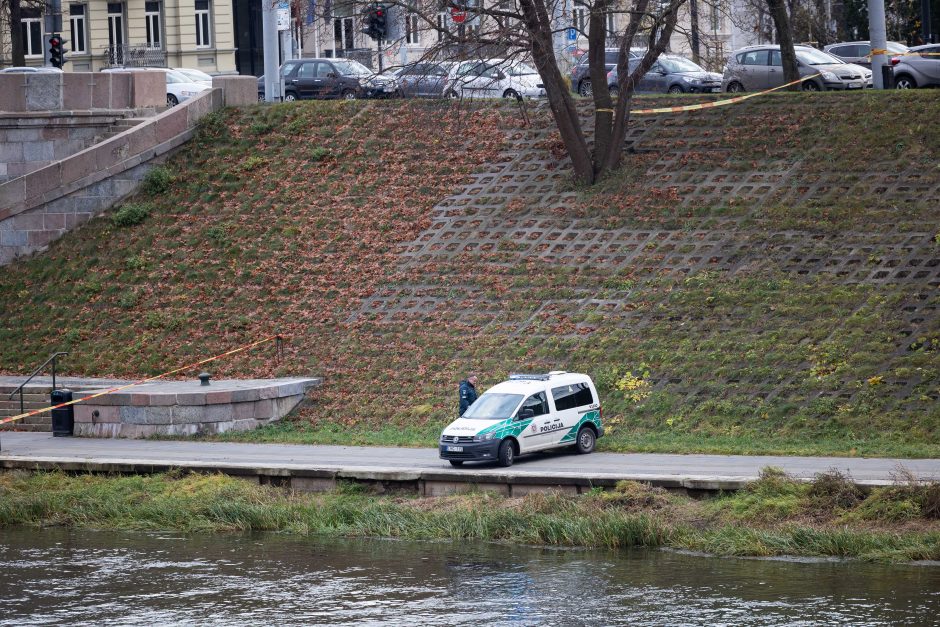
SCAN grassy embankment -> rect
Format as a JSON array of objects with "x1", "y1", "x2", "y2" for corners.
[
  {"x1": 1, "y1": 469, "x2": 938, "y2": 562},
  {"x1": 1, "y1": 93, "x2": 938, "y2": 457}
]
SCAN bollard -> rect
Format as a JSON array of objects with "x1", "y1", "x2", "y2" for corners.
[{"x1": 881, "y1": 65, "x2": 895, "y2": 89}]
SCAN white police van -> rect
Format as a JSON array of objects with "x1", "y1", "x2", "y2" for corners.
[{"x1": 439, "y1": 371, "x2": 603, "y2": 467}]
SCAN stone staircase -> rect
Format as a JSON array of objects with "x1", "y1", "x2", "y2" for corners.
[
  {"x1": 0, "y1": 385, "x2": 54, "y2": 431},
  {"x1": 100, "y1": 117, "x2": 148, "y2": 140}
]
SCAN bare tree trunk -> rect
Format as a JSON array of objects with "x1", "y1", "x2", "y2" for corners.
[
  {"x1": 589, "y1": 0, "x2": 614, "y2": 180},
  {"x1": 10, "y1": 0, "x2": 26, "y2": 66},
  {"x1": 766, "y1": 0, "x2": 800, "y2": 89},
  {"x1": 517, "y1": 0, "x2": 595, "y2": 183},
  {"x1": 601, "y1": 0, "x2": 682, "y2": 173}
]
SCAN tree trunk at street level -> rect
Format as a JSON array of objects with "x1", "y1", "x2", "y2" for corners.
[
  {"x1": 10, "y1": 0, "x2": 26, "y2": 67},
  {"x1": 517, "y1": 0, "x2": 595, "y2": 184},
  {"x1": 766, "y1": 0, "x2": 800, "y2": 90}
]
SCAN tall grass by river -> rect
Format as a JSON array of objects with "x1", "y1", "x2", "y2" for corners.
[{"x1": 2, "y1": 470, "x2": 938, "y2": 562}]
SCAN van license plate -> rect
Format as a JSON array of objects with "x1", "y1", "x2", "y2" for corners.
[
  {"x1": 847, "y1": 82, "x2": 861, "y2": 89},
  {"x1": 447, "y1": 446, "x2": 464, "y2": 452}
]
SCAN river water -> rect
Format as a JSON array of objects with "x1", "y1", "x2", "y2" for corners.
[{"x1": 1, "y1": 528, "x2": 938, "y2": 626}]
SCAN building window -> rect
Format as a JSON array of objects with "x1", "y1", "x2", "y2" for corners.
[
  {"x1": 145, "y1": 1, "x2": 162, "y2": 48},
  {"x1": 572, "y1": 5, "x2": 586, "y2": 34},
  {"x1": 69, "y1": 4, "x2": 87, "y2": 54},
  {"x1": 20, "y1": 11, "x2": 43, "y2": 58},
  {"x1": 436, "y1": 11, "x2": 449, "y2": 42},
  {"x1": 108, "y1": 2, "x2": 125, "y2": 48},
  {"x1": 195, "y1": 0, "x2": 212, "y2": 48},
  {"x1": 405, "y1": 12, "x2": 419, "y2": 45},
  {"x1": 334, "y1": 16, "x2": 354, "y2": 50}
]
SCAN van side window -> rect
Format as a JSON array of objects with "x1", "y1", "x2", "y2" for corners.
[
  {"x1": 521, "y1": 392, "x2": 549, "y2": 417},
  {"x1": 552, "y1": 383, "x2": 595, "y2": 411}
]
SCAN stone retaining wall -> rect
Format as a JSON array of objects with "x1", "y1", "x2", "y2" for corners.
[
  {"x1": 0, "y1": 71, "x2": 164, "y2": 112},
  {"x1": 0, "y1": 74, "x2": 258, "y2": 267},
  {"x1": 73, "y1": 377, "x2": 320, "y2": 438}
]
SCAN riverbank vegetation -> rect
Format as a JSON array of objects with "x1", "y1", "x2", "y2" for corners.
[{"x1": 2, "y1": 468, "x2": 938, "y2": 562}]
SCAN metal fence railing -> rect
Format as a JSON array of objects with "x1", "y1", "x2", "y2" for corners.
[{"x1": 103, "y1": 44, "x2": 166, "y2": 68}]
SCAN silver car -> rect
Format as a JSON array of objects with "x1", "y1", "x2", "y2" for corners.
[
  {"x1": 823, "y1": 41, "x2": 909, "y2": 68},
  {"x1": 889, "y1": 44, "x2": 940, "y2": 89},
  {"x1": 722, "y1": 44, "x2": 871, "y2": 92}
]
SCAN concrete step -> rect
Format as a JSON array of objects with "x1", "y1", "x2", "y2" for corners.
[
  {"x1": 0, "y1": 392, "x2": 51, "y2": 402},
  {"x1": 0, "y1": 408, "x2": 50, "y2": 418}
]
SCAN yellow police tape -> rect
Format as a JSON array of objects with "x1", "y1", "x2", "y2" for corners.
[
  {"x1": 0, "y1": 335, "x2": 281, "y2": 427},
  {"x1": 627, "y1": 73, "x2": 820, "y2": 115}
]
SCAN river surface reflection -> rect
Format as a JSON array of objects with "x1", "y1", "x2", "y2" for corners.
[{"x1": 1, "y1": 527, "x2": 939, "y2": 626}]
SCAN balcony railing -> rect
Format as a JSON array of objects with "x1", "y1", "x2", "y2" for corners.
[{"x1": 103, "y1": 44, "x2": 167, "y2": 68}]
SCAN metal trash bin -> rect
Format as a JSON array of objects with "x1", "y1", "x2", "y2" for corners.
[{"x1": 50, "y1": 389, "x2": 74, "y2": 437}]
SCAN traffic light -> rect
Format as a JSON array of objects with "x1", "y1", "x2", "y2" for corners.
[
  {"x1": 360, "y1": 4, "x2": 388, "y2": 41},
  {"x1": 373, "y1": 6, "x2": 387, "y2": 39},
  {"x1": 48, "y1": 34, "x2": 69, "y2": 69}
]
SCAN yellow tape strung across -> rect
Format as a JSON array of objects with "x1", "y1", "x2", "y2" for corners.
[
  {"x1": 628, "y1": 74, "x2": 819, "y2": 115},
  {"x1": 0, "y1": 335, "x2": 280, "y2": 426}
]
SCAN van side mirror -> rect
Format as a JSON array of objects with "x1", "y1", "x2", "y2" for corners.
[
  {"x1": 518, "y1": 408, "x2": 535, "y2": 420},
  {"x1": 327, "y1": 72, "x2": 337, "y2": 78},
  {"x1": 496, "y1": 71, "x2": 506, "y2": 80}
]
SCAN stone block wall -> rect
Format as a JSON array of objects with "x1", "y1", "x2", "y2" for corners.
[
  {"x1": 0, "y1": 111, "x2": 135, "y2": 183},
  {"x1": 0, "y1": 72, "x2": 164, "y2": 112},
  {"x1": 73, "y1": 378, "x2": 320, "y2": 438},
  {"x1": 0, "y1": 88, "x2": 224, "y2": 266}
]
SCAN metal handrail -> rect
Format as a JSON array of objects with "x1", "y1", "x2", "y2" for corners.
[{"x1": 7, "y1": 352, "x2": 68, "y2": 416}]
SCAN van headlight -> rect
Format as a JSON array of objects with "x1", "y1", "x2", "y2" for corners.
[
  {"x1": 474, "y1": 432, "x2": 497, "y2": 442},
  {"x1": 820, "y1": 71, "x2": 837, "y2": 81}
]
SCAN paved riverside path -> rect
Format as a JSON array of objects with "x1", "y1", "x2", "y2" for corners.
[{"x1": 1, "y1": 432, "x2": 939, "y2": 491}]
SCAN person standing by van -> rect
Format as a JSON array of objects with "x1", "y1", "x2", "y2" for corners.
[{"x1": 458, "y1": 374, "x2": 479, "y2": 416}]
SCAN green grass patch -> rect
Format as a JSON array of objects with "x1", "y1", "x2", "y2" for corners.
[{"x1": 1, "y1": 471, "x2": 938, "y2": 562}]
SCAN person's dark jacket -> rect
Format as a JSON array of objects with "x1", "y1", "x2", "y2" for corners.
[{"x1": 458, "y1": 379, "x2": 478, "y2": 416}]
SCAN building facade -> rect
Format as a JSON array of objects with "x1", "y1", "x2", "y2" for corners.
[{"x1": 1, "y1": 0, "x2": 236, "y2": 73}]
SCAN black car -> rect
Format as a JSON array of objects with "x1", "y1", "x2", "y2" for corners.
[
  {"x1": 570, "y1": 48, "x2": 642, "y2": 97},
  {"x1": 257, "y1": 58, "x2": 399, "y2": 101}
]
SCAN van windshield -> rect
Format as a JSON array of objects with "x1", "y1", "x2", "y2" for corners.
[{"x1": 463, "y1": 393, "x2": 523, "y2": 419}]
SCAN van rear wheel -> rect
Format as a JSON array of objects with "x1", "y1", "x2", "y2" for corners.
[
  {"x1": 575, "y1": 427, "x2": 596, "y2": 454},
  {"x1": 497, "y1": 439, "x2": 515, "y2": 467}
]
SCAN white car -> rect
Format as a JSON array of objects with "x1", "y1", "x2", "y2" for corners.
[
  {"x1": 0, "y1": 66, "x2": 64, "y2": 73},
  {"x1": 173, "y1": 67, "x2": 214, "y2": 86},
  {"x1": 102, "y1": 67, "x2": 211, "y2": 106},
  {"x1": 439, "y1": 371, "x2": 603, "y2": 467},
  {"x1": 444, "y1": 59, "x2": 546, "y2": 100}
]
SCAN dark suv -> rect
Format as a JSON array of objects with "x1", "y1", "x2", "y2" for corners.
[
  {"x1": 256, "y1": 58, "x2": 398, "y2": 101},
  {"x1": 570, "y1": 48, "x2": 642, "y2": 97}
]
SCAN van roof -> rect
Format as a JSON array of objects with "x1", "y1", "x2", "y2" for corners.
[{"x1": 485, "y1": 372, "x2": 593, "y2": 395}]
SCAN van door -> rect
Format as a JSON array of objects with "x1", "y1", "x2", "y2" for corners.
[
  {"x1": 515, "y1": 391, "x2": 553, "y2": 453},
  {"x1": 550, "y1": 382, "x2": 598, "y2": 449}
]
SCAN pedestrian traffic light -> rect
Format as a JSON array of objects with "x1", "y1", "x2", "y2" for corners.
[{"x1": 48, "y1": 34, "x2": 69, "y2": 69}]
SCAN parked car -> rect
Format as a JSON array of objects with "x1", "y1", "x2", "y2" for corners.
[
  {"x1": 439, "y1": 372, "x2": 603, "y2": 467},
  {"x1": 102, "y1": 67, "x2": 211, "y2": 106},
  {"x1": 722, "y1": 44, "x2": 872, "y2": 92},
  {"x1": 570, "y1": 48, "x2": 642, "y2": 97},
  {"x1": 173, "y1": 67, "x2": 214, "y2": 85},
  {"x1": 394, "y1": 62, "x2": 452, "y2": 97},
  {"x1": 890, "y1": 44, "x2": 940, "y2": 89},
  {"x1": 823, "y1": 41, "x2": 909, "y2": 68},
  {"x1": 0, "y1": 66, "x2": 64, "y2": 73},
  {"x1": 444, "y1": 59, "x2": 545, "y2": 99},
  {"x1": 256, "y1": 58, "x2": 398, "y2": 101},
  {"x1": 607, "y1": 54, "x2": 722, "y2": 95}
]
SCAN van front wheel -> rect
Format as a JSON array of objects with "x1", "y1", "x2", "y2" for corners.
[
  {"x1": 575, "y1": 427, "x2": 596, "y2": 454},
  {"x1": 497, "y1": 439, "x2": 515, "y2": 467}
]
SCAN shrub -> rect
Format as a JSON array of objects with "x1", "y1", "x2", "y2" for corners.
[
  {"x1": 141, "y1": 167, "x2": 172, "y2": 195},
  {"x1": 111, "y1": 203, "x2": 152, "y2": 227},
  {"x1": 808, "y1": 469, "x2": 863, "y2": 510}
]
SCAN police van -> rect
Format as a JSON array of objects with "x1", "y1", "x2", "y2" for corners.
[{"x1": 439, "y1": 371, "x2": 603, "y2": 467}]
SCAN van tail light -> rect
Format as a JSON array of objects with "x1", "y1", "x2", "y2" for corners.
[
  {"x1": 890, "y1": 57, "x2": 901, "y2": 65},
  {"x1": 599, "y1": 406, "x2": 603, "y2": 421},
  {"x1": 606, "y1": 70, "x2": 613, "y2": 80}
]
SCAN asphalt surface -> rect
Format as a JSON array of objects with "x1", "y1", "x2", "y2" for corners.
[{"x1": 1, "y1": 432, "x2": 938, "y2": 486}]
